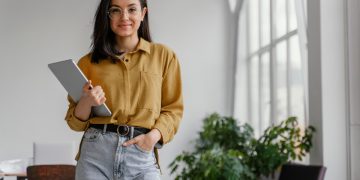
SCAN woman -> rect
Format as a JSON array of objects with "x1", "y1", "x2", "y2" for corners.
[{"x1": 65, "y1": 0, "x2": 183, "y2": 179}]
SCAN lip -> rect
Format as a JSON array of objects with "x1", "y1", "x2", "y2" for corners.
[{"x1": 118, "y1": 24, "x2": 132, "y2": 27}]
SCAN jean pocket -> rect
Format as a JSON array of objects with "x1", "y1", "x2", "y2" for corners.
[
  {"x1": 134, "y1": 144, "x2": 152, "y2": 154},
  {"x1": 82, "y1": 128, "x2": 101, "y2": 142}
]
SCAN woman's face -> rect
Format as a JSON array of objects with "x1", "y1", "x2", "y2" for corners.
[{"x1": 108, "y1": 0, "x2": 146, "y2": 39}]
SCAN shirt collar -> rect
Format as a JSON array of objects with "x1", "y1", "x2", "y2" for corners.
[{"x1": 135, "y1": 38, "x2": 151, "y2": 54}]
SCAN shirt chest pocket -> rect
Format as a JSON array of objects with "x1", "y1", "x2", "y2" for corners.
[{"x1": 137, "y1": 71, "x2": 162, "y2": 112}]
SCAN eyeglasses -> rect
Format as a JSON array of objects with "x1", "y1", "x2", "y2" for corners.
[{"x1": 107, "y1": 6, "x2": 140, "y2": 19}]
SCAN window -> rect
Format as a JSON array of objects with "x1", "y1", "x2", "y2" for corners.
[{"x1": 234, "y1": 0, "x2": 307, "y2": 137}]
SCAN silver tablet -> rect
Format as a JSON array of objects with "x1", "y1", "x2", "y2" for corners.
[{"x1": 48, "y1": 59, "x2": 112, "y2": 117}]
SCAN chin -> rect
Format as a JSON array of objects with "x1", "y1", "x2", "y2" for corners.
[{"x1": 115, "y1": 31, "x2": 134, "y2": 37}]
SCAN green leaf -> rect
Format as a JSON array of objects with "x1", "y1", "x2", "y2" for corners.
[{"x1": 168, "y1": 113, "x2": 315, "y2": 180}]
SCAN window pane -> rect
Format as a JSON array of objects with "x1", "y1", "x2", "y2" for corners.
[
  {"x1": 261, "y1": 52, "x2": 270, "y2": 132},
  {"x1": 289, "y1": 35, "x2": 305, "y2": 123},
  {"x1": 261, "y1": 0, "x2": 270, "y2": 47},
  {"x1": 238, "y1": 0, "x2": 306, "y2": 138},
  {"x1": 289, "y1": 0, "x2": 297, "y2": 31},
  {"x1": 276, "y1": 40, "x2": 288, "y2": 123},
  {"x1": 274, "y1": 0, "x2": 287, "y2": 39},
  {"x1": 250, "y1": 56, "x2": 260, "y2": 137},
  {"x1": 249, "y1": 0, "x2": 259, "y2": 53}
]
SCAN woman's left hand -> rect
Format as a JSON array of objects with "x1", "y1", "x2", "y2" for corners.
[{"x1": 122, "y1": 129, "x2": 161, "y2": 152}]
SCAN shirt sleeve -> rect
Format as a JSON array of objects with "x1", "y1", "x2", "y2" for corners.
[
  {"x1": 64, "y1": 55, "x2": 91, "y2": 132},
  {"x1": 65, "y1": 95, "x2": 89, "y2": 131},
  {"x1": 153, "y1": 53, "x2": 184, "y2": 144}
]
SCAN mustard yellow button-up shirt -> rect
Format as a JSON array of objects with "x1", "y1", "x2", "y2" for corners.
[{"x1": 65, "y1": 38, "x2": 183, "y2": 144}]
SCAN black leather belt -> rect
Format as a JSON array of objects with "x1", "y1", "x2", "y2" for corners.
[
  {"x1": 89, "y1": 124, "x2": 163, "y2": 149},
  {"x1": 89, "y1": 124, "x2": 149, "y2": 138}
]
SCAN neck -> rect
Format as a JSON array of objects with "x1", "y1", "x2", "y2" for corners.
[{"x1": 115, "y1": 36, "x2": 140, "y2": 53}]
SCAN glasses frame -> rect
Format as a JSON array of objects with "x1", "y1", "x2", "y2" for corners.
[{"x1": 107, "y1": 6, "x2": 142, "y2": 19}]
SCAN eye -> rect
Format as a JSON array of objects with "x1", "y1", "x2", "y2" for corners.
[
  {"x1": 109, "y1": 8, "x2": 121, "y2": 14},
  {"x1": 129, "y1": 8, "x2": 137, "y2": 13}
]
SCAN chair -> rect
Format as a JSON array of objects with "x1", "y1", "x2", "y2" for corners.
[
  {"x1": 278, "y1": 163, "x2": 327, "y2": 180},
  {"x1": 26, "y1": 165, "x2": 75, "y2": 180},
  {"x1": 33, "y1": 142, "x2": 77, "y2": 165}
]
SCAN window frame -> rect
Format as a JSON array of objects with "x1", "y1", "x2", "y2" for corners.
[{"x1": 236, "y1": 0, "x2": 307, "y2": 135}]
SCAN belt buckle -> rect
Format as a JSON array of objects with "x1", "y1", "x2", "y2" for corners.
[{"x1": 116, "y1": 125, "x2": 130, "y2": 136}]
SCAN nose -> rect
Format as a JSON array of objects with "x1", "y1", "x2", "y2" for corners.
[{"x1": 120, "y1": 11, "x2": 130, "y2": 20}]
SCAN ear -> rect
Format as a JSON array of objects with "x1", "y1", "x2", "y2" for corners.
[{"x1": 141, "y1": 7, "x2": 147, "y2": 20}]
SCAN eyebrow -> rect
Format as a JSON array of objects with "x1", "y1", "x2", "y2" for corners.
[{"x1": 110, "y1": 3, "x2": 139, "y2": 8}]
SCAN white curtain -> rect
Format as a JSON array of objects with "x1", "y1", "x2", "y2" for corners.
[
  {"x1": 228, "y1": 0, "x2": 244, "y2": 116},
  {"x1": 294, "y1": 0, "x2": 309, "y2": 126}
]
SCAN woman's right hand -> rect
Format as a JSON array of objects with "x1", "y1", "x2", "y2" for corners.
[
  {"x1": 80, "y1": 80, "x2": 106, "y2": 107},
  {"x1": 74, "y1": 80, "x2": 106, "y2": 121}
]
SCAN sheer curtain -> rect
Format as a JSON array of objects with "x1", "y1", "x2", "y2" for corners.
[
  {"x1": 232, "y1": 0, "x2": 309, "y2": 137},
  {"x1": 227, "y1": 0, "x2": 244, "y2": 116},
  {"x1": 294, "y1": 0, "x2": 309, "y2": 126}
]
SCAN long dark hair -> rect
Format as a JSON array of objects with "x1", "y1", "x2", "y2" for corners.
[{"x1": 91, "y1": 0, "x2": 152, "y2": 63}]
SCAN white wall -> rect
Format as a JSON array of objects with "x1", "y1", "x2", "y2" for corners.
[
  {"x1": 0, "y1": 0, "x2": 230, "y2": 179},
  {"x1": 308, "y1": 0, "x2": 349, "y2": 179},
  {"x1": 0, "y1": 0, "x2": 98, "y2": 161},
  {"x1": 149, "y1": 0, "x2": 230, "y2": 179},
  {"x1": 321, "y1": 0, "x2": 348, "y2": 179},
  {"x1": 347, "y1": 0, "x2": 360, "y2": 179}
]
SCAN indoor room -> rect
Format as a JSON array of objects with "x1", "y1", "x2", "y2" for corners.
[{"x1": 0, "y1": 0, "x2": 359, "y2": 180}]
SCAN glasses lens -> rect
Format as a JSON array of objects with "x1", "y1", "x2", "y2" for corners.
[
  {"x1": 128, "y1": 7, "x2": 139, "y2": 15},
  {"x1": 108, "y1": 7, "x2": 122, "y2": 19}
]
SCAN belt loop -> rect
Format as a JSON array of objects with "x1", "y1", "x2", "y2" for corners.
[
  {"x1": 130, "y1": 126, "x2": 134, "y2": 139},
  {"x1": 102, "y1": 124, "x2": 107, "y2": 135}
]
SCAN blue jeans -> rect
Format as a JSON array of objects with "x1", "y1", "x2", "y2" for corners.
[{"x1": 76, "y1": 127, "x2": 161, "y2": 180}]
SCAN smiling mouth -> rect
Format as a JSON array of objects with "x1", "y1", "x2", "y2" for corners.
[{"x1": 118, "y1": 24, "x2": 132, "y2": 27}]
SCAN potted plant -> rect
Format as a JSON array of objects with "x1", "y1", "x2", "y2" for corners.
[{"x1": 169, "y1": 113, "x2": 315, "y2": 180}]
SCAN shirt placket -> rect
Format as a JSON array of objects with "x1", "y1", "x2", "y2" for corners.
[{"x1": 119, "y1": 54, "x2": 131, "y2": 124}]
